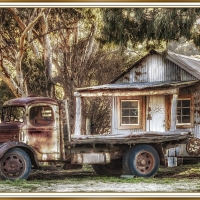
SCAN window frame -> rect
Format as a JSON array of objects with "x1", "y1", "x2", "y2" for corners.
[
  {"x1": 29, "y1": 105, "x2": 54, "y2": 127},
  {"x1": 176, "y1": 95, "x2": 194, "y2": 128},
  {"x1": 118, "y1": 96, "x2": 144, "y2": 129}
]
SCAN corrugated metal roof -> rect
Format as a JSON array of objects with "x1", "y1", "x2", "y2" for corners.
[
  {"x1": 110, "y1": 50, "x2": 200, "y2": 83},
  {"x1": 77, "y1": 80, "x2": 199, "y2": 92},
  {"x1": 167, "y1": 52, "x2": 200, "y2": 80}
]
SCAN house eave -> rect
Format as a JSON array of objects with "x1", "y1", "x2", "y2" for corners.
[{"x1": 76, "y1": 80, "x2": 199, "y2": 92}]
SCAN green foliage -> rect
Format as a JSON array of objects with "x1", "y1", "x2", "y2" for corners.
[
  {"x1": 22, "y1": 54, "x2": 47, "y2": 97},
  {"x1": 101, "y1": 8, "x2": 200, "y2": 50}
]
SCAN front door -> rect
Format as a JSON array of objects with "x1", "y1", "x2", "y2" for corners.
[{"x1": 146, "y1": 95, "x2": 166, "y2": 132}]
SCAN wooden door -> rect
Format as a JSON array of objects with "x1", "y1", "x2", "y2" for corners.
[{"x1": 146, "y1": 95, "x2": 166, "y2": 132}]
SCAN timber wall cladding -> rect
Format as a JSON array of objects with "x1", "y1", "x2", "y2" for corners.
[
  {"x1": 167, "y1": 79, "x2": 200, "y2": 158},
  {"x1": 179, "y1": 83, "x2": 200, "y2": 138},
  {"x1": 116, "y1": 54, "x2": 197, "y2": 83}
]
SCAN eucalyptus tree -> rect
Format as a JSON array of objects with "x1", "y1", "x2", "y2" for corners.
[
  {"x1": 101, "y1": 8, "x2": 200, "y2": 50},
  {"x1": 0, "y1": 8, "x2": 46, "y2": 97},
  {"x1": 0, "y1": 8, "x2": 84, "y2": 98}
]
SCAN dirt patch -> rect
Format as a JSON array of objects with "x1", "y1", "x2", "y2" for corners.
[{"x1": 1, "y1": 164, "x2": 200, "y2": 193}]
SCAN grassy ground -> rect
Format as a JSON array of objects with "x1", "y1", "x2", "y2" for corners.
[{"x1": 1, "y1": 163, "x2": 200, "y2": 192}]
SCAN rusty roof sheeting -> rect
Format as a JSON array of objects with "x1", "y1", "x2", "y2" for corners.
[{"x1": 76, "y1": 80, "x2": 199, "y2": 92}]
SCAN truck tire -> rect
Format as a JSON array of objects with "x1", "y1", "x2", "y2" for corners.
[
  {"x1": 122, "y1": 148, "x2": 132, "y2": 175},
  {"x1": 129, "y1": 144, "x2": 159, "y2": 177},
  {"x1": 92, "y1": 159, "x2": 123, "y2": 175},
  {"x1": 0, "y1": 148, "x2": 31, "y2": 180}
]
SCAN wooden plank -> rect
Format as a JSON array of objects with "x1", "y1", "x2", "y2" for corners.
[
  {"x1": 74, "y1": 88, "x2": 179, "y2": 97},
  {"x1": 74, "y1": 96, "x2": 82, "y2": 135},
  {"x1": 165, "y1": 95, "x2": 171, "y2": 131},
  {"x1": 86, "y1": 117, "x2": 91, "y2": 135},
  {"x1": 65, "y1": 99, "x2": 71, "y2": 142},
  {"x1": 67, "y1": 132, "x2": 190, "y2": 145},
  {"x1": 170, "y1": 93, "x2": 178, "y2": 131}
]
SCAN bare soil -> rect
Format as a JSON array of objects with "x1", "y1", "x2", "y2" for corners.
[{"x1": 1, "y1": 164, "x2": 200, "y2": 193}]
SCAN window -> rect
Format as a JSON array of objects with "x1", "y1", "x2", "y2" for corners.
[
  {"x1": 176, "y1": 96, "x2": 193, "y2": 128},
  {"x1": 118, "y1": 97, "x2": 143, "y2": 129},
  {"x1": 177, "y1": 99, "x2": 190, "y2": 124},
  {"x1": 2, "y1": 106, "x2": 25, "y2": 123},
  {"x1": 121, "y1": 100, "x2": 139, "y2": 125},
  {"x1": 29, "y1": 106, "x2": 54, "y2": 126}
]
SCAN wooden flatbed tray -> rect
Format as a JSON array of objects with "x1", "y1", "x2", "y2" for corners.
[{"x1": 67, "y1": 131, "x2": 192, "y2": 145}]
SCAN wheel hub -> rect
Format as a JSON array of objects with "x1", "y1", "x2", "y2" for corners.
[
  {"x1": 140, "y1": 159, "x2": 146, "y2": 166},
  {"x1": 1, "y1": 154, "x2": 25, "y2": 178},
  {"x1": 136, "y1": 151, "x2": 155, "y2": 175}
]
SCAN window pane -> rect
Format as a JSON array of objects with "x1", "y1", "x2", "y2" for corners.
[
  {"x1": 177, "y1": 100, "x2": 181, "y2": 107},
  {"x1": 122, "y1": 101, "x2": 138, "y2": 108},
  {"x1": 182, "y1": 100, "x2": 190, "y2": 107},
  {"x1": 182, "y1": 108, "x2": 190, "y2": 115},
  {"x1": 182, "y1": 116, "x2": 190, "y2": 123},
  {"x1": 177, "y1": 108, "x2": 181, "y2": 115},
  {"x1": 130, "y1": 117, "x2": 138, "y2": 124},
  {"x1": 130, "y1": 109, "x2": 138, "y2": 116},
  {"x1": 2, "y1": 106, "x2": 25, "y2": 122},
  {"x1": 177, "y1": 116, "x2": 181, "y2": 123},
  {"x1": 29, "y1": 106, "x2": 54, "y2": 126},
  {"x1": 122, "y1": 117, "x2": 129, "y2": 124},
  {"x1": 122, "y1": 109, "x2": 129, "y2": 116}
]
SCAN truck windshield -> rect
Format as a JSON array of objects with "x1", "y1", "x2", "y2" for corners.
[{"x1": 2, "y1": 106, "x2": 25, "y2": 122}]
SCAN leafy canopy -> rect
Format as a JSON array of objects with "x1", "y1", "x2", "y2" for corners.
[{"x1": 101, "y1": 8, "x2": 200, "y2": 49}]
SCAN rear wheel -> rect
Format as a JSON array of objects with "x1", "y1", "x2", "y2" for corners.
[
  {"x1": 92, "y1": 159, "x2": 123, "y2": 175},
  {"x1": 129, "y1": 144, "x2": 159, "y2": 177},
  {"x1": 122, "y1": 148, "x2": 132, "y2": 175},
  {"x1": 0, "y1": 148, "x2": 31, "y2": 180}
]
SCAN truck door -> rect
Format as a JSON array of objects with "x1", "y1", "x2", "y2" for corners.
[
  {"x1": 27, "y1": 104, "x2": 61, "y2": 161},
  {"x1": 146, "y1": 95, "x2": 166, "y2": 132}
]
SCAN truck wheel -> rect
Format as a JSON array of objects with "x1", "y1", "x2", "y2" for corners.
[
  {"x1": 92, "y1": 159, "x2": 123, "y2": 175},
  {"x1": 0, "y1": 148, "x2": 31, "y2": 180},
  {"x1": 122, "y1": 148, "x2": 132, "y2": 175},
  {"x1": 129, "y1": 144, "x2": 159, "y2": 177}
]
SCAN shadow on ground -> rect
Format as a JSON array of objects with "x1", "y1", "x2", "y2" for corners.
[{"x1": 27, "y1": 163, "x2": 200, "y2": 181}]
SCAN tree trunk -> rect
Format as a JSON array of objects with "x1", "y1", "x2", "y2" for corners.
[{"x1": 40, "y1": 13, "x2": 54, "y2": 98}]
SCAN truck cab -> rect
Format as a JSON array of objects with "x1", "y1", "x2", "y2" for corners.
[
  {"x1": 0, "y1": 97, "x2": 62, "y2": 161},
  {"x1": 0, "y1": 97, "x2": 63, "y2": 180}
]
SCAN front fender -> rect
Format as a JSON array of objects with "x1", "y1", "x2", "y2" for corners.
[{"x1": 0, "y1": 140, "x2": 39, "y2": 169}]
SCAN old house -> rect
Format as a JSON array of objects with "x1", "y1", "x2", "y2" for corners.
[{"x1": 74, "y1": 49, "x2": 200, "y2": 165}]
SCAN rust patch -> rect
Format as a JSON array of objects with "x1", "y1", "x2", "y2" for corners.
[
  {"x1": 28, "y1": 129, "x2": 54, "y2": 153},
  {"x1": 135, "y1": 71, "x2": 143, "y2": 76},
  {"x1": 0, "y1": 123, "x2": 20, "y2": 142},
  {"x1": 186, "y1": 138, "x2": 200, "y2": 156}
]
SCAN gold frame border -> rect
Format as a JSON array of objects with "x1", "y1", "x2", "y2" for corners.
[{"x1": 0, "y1": 1, "x2": 200, "y2": 200}]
